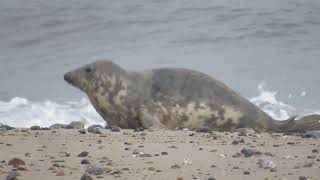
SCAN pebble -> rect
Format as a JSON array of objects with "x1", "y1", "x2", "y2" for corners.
[
  {"x1": 133, "y1": 149, "x2": 144, "y2": 155},
  {"x1": 111, "y1": 126, "x2": 121, "y2": 132},
  {"x1": 139, "y1": 154, "x2": 152, "y2": 157},
  {"x1": 30, "y1": 126, "x2": 41, "y2": 130},
  {"x1": 148, "y1": 167, "x2": 156, "y2": 171},
  {"x1": 302, "y1": 131, "x2": 320, "y2": 138},
  {"x1": 258, "y1": 158, "x2": 276, "y2": 169},
  {"x1": 299, "y1": 176, "x2": 308, "y2": 180},
  {"x1": 303, "y1": 162, "x2": 313, "y2": 167},
  {"x1": 66, "y1": 121, "x2": 85, "y2": 129},
  {"x1": 171, "y1": 164, "x2": 181, "y2": 169},
  {"x1": 78, "y1": 151, "x2": 89, "y2": 157},
  {"x1": 81, "y1": 159, "x2": 90, "y2": 165},
  {"x1": 232, "y1": 139, "x2": 245, "y2": 145},
  {"x1": 161, "y1": 152, "x2": 168, "y2": 155},
  {"x1": 218, "y1": 154, "x2": 226, "y2": 158},
  {"x1": 243, "y1": 171, "x2": 250, "y2": 175},
  {"x1": 81, "y1": 173, "x2": 94, "y2": 180},
  {"x1": 183, "y1": 158, "x2": 192, "y2": 165},
  {"x1": 207, "y1": 178, "x2": 216, "y2": 180},
  {"x1": 50, "y1": 123, "x2": 67, "y2": 129},
  {"x1": 87, "y1": 125, "x2": 104, "y2": 134},
  {"x1": 79, "y1": 129, "x2": 86, "y2": 134},
  {"x1": 195, "y1": 126, "x2": 212, "y2": 133},
  {"x1": 241, "y1": 147, "x2": 257, "y2": 157},
  {"x1": 8, "y1": 158, "x2": 26, "y2": 167},
  {"x1": 312, "y1": 149, "x2": 318, "y2": 153},
  {"x1": 56, "y1": 170, "x2": 65, "y2": 176},
  {"x1": 86, "y1": 164, "x2": 105, "y2": 175},
  {"x1": 134, "y1": 127, "x2": 144, "y2": 132},
  {"x1": 176, "y1": 177, "x2": 184, "y2": 180},
  {"x1": 6, "y1": 172, "x2": 20, "y2": 180}
]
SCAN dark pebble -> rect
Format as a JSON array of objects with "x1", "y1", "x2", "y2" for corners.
[
  {"x1": 81, "y1": 159, "x2": 90, "y2": 165},
  {"x1": 195, "y1": 126, "x2": 212, "y2": 133},
  {"x1": 78, "y1": 151, "x2": 89, "y2": 157},
  {"x1": 81, "y1": 173, "x2": 94, "y2": 180},
  {"x1": 30, "y1": 126, "x2": 41, "y2": 130}
]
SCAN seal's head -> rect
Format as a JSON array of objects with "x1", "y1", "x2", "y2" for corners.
[{"x1": 64, "y1": 60, "x2": 125, "y2": 94}]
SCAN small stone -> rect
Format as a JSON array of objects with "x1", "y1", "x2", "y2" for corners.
[
  {"x1": 177, "y1": 177, "x2": 184, "y2": 180},
  {"x1": 161, "y1": 152, "x2": 168, "y2": 155},
  {"x1": 66, "y1": 121, "x2": 85, "y2": 129},
  {"x1": 8, "y1": 158, "x2": 25, "y2": 167},
  {"x1": 50, "y1": 123, "x2": 67, "y2": 129},
  {"x1": 6, "y1": 172, "x2": 20, "y2": 180},
  {"x1": 133, "y1": 149, "x2": 144, "y2": 155},
  {"x1": 86, "y1": 165, "x2": 105, "y2": 175},
  {"x1": 79, "y1": 129, "x2": 86, "y2": 134},
  {"x1": 183, "y1": 158, "x2": 192, "y2": 165},
  {"x1": 81, "y1": 159, "x2": 90, "y2": 165},
  {"x1": 78, "y1": 151, "x2": 89, "y2": 157},
  {"x1": 287, "y1": 142, "x2": 295, "y2": 145},
  {"x1": 81, "y1": 173, "x2": 94, "y2": 180},
  {"x1": 307, "y1": 155, "x2": 315, "y2": 159},
  {"x1": 232, "y1": 153, "x2": 242, "y2": 158},
  {"x1": 258, "y1": 158, "x2": 276, "y2": 169},
  {"x1": 232, "y1": 139, "x2": 245, "y2": 145},
  {"x1": 208, "y1": 178, "x2": 216, "y2": 180},
  {"x1": 87, "y1": 125, "x2": 104, "y2": 134},
  {"x1": 218, "y1": 154, "x2": 226, "y2": 158},
  {"x1": 134, "y1": 127, "x2": 144, "y2": 132},
  {"x1": 303, "y1": 162, "x2": 313, "y2": 167},
  {"x1": 52, "y1": 163, "x2": 60, "y2": 167},
  {"x1": 237, "y1": 128, "x2": 254, "y2": 136},
  {"x1": 139, "y1": 154, "x2": 152, "y2": 157},
  {"x1": 299, "y1": 176, "x2": 308, "y2": 180},
  {"x1": 302, "y1": 131, "x2": 320, "y2": 138},
  {"x1": 110, "y1": 126, "x2": 121, "y2": 132},
  {"x1": 195, "y1": 126, "x2": 212, "y2": 133},
  {"x1": 56, "y1": 170, "x2": 65, "y2": 176},
  {"x1": 243, "y1": 171, "x2": 250, "y2": 175},
  {"x1": 148, "y1": 167, "x2": 156, "y2": 171},
  {"x1": 30, "y1": 126, "x2": 41, "y2": 130},
  {"x1": 312, "y1": 149, "x2": 318, "y2": 153},
  {"x1": 171, "y1": 164, "x2": 181, "y2": 169},
  {"x1": 241, "y1": 148, "x2": 256, "y2": 157}
]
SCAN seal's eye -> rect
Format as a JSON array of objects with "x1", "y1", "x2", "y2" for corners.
[{"x1": 85, "y1": 67, "x2": 92, "y2": 73}]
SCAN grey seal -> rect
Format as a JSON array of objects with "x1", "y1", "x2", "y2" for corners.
[{"x1": 64, "y1": 60, "x2": 320, "y2": 132}]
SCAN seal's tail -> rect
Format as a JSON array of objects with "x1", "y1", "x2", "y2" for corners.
[{"x1": 274, "y1": 114, "x2": 320, "y2": 133}]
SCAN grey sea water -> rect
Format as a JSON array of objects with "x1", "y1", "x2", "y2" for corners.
[{"x1": 0, "y1": 0, "x2": 320, "y2": 112}]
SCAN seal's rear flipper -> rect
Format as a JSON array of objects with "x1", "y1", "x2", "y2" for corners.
[
  {"x1": 275, "y1": 114, "x2": 320, "y2": 133},
  {"x1": 273, "y1": 115, "x2": 297, "y2": 133}
]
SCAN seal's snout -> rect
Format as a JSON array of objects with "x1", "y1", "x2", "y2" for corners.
[{"x1": 64, "y1": 72, "x2": 73, "y2": 84}]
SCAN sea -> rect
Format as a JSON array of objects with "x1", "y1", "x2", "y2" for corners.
[{"x1": 1, "y1": 0, "x2": 320, "y2": 127}]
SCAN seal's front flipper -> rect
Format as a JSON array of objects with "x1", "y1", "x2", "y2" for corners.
[{"x1": 138, "y1": 107, "x2": 166, "y2": 131}]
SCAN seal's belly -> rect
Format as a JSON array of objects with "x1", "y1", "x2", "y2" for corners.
[{"x1": 152, "y1": 101, "x2": 244, "y2": 130}]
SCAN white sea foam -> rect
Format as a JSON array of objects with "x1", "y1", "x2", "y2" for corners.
[
  {"x1": 0, "y1": 82, "x2": 318, "y2": 127},
  {"x1": 249, "y1": 82, "x2": 296, "y2": 120},
  {"x1": 0, "y1": 97, "x2": 105, "y2": 128}
]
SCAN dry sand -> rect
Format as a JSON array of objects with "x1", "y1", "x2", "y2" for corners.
[{"x1": 0, "y1": 128, "x2": 319, "y2": 180}]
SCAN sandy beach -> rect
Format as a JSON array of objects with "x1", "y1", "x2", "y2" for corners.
[{"x1": 0, "y1": 128, "x2": 319, "y2": 180}]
